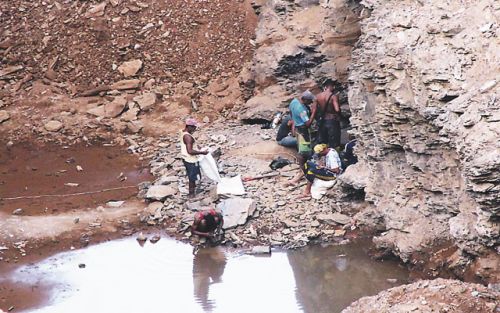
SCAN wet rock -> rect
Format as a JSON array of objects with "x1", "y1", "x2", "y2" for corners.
[
  {"x1": 150, "y1": 235, "x2": 161, "y2": 243},
  {"x1": 136, "y1": 232, "x2": 147, "y2": 242},
  {"x1": 145, "y1": 185, "x2": 176, "y2": 201},
  {"x1": 44, "y1": 120, "x2": 63, "y2": 132},
  {"x1": 118, "y1": 59, "x2": 143, "y2": 77},
  {"x1": 0, "y1": 110, "x2": 10, "y2": 123},
  {"x1": 217, "y1": 197, "x2": 256, "y2": 229},
  {"x1": 250, "y1": 246, "x2": 271, "y2": 255}
]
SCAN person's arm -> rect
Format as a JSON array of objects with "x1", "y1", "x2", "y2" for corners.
[
  {"x1": 191, "y1": 213, "x2": 213, "y2": 238},
  {"x1": 290, "y1": 120, "x2": 296, "y2": 136},
  {"x1": 332, "y1": 94, "x2": 340, "y2": 113},
  {"x1": 184, "y1": 134, "x2": 208, "y2": 155},
  {"x1": 305, "y1": 100, "x2": 317, "y2": 127}
]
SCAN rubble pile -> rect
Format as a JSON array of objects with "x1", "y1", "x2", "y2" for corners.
[{"x1": 138, "y1": 122, "x2": 358, "y2": 248}]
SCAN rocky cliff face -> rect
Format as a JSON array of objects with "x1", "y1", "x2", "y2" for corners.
[
  {"x1": 245, "y1": 0, "x2": 498, "y2": 282},
  {"x1": 240, "y1": 0, "x2": 362, "y2": 121},
  {"x1": 344, "y1": 0, "x2": 499, "y2": 279}
]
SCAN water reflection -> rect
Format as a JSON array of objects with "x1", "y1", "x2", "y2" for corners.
[
  {"x1": 2, "y1": 238, "x2": 408, "y2": 313},
  {"x1": 193, "y1": 247, "x2": 227, "y2": 311},
  {"x1": 288, "y1": 242, "x2": 409, "y2": 313}
]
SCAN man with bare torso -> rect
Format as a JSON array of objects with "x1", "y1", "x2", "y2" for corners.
[{"x1": 313, "y1": 79, "x2": 341, "y2": 150}]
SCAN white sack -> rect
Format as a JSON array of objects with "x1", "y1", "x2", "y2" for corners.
[
  {"x1": 217, "y1": 175, "x2": 246, "y2": 196},
  {"x1": 311, "y1": 179, "x2": 337, "y2": 200},
  {"x1": 198, "y1": 153, "x2": 222, "y2": 183}
]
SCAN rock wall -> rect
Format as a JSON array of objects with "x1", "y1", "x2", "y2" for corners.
[
  {"x1": 345, "y1": 0, "x2": 499, "y2": 276},
  {"x1": 240, "y1": 0, "x2": 362, "y2": 121}
]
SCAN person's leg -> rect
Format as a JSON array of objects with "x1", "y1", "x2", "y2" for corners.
[
  {"x1": 188, "y1": 180, "x2": 196, "y2": 197},
  {"x1": 318, "y1": 120, "x2": 328, "y2": 145},
  {"x1": 278, "y1": 136, "x2": 297, "y2": 148},
  {"x1": 329, "y1": 120, "x2": 341, "y2": 150}
]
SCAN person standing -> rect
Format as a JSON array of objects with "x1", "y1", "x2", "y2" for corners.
[
  {"x1": 180, "y1": 118, "x2": 208, "y2": 197},
  {"x1": 286, "y1": 90, "x2": 316, "y2": 186},
  {"x1": 314, "y1": 78, "x2": 341, "y2": 150}
]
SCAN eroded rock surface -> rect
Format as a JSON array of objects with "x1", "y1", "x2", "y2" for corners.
[
  {"x1": 343, "y1": 278, "x2": 499, "y2": 313},
  {"x1": 346, "y1": 0, "x2": 499, "y2": 275}
]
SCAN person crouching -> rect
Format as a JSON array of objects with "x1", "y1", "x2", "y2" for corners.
[{"x1": 300, "y1": 144, "x2": 342, "y2": 198}]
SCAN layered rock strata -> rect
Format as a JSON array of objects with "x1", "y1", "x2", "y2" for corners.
[{"x1": 344, "y1": 0, "x2": 499, "y2": 279}]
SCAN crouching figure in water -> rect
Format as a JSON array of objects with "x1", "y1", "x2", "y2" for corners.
[{"x1": 191, "y1": 209, "x2": 224, "y2": 243}]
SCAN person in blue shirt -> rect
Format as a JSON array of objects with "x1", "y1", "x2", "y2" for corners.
[{"x1": 286, "y1": 90, "x2": 316, "y2": 186}]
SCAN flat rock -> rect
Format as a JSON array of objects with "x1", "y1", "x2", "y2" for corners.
[
  {"x1": 317, "y1": 212, "x2": 351, "y2": 225},
  {"x1": 133, "y1": 92, "x2": 157, "y2": 111},
  {"x1": 12, "y1": 208, "x2": 23, "y2": 215},
  {"x1": 0, "y1": 110, "x2": 10, "y2": 123},
  {"x1": 44, "y1": 120, "x2": 63, "y2": 132},
  {"x1": 111, "y1": 79, "x2": 141, "y2": 90},
  {"x1": 106, "y1": 201, "x2": 124, "y2": 208},
  {"x1": 104, "y1": 96, "x2": 128, "y2": 118},
  {"x1": 250, "y1": 246, "x2": 271, "y2": 255},
  {"x1": 156, "y1": 175, "x2": 178, "y2": 185},
  {"x1": 217, "y1": 197, "x2": 255, "y2": 229},
  {"x1": 118, "y1": 59, "x2": 143, "y2": 77},
  {"x1": 145, "y1": 185, "x2": 177, "y2": 201},
  {"x1": 145, "y1": 201, "x2": 164, "y2": 215}
]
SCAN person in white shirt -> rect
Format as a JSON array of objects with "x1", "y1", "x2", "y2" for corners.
[
  {"x1": 180, "y1": 118, "x2": 208, "y2": 197},
  {"x1": 300, "y1": 144, "x2": 342, "y2": 198}
]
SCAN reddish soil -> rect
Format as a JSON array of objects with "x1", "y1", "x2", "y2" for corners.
[
  {"x1": 0, "y1": 0, "x2": 257, "y2": 92},
  {"x1": 0, "y1": 141, "x2": 152, "y2": 215}
]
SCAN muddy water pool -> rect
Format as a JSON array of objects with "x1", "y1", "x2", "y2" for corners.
[{"x1": 2, "y1": 238, "x2": 409, "y2": 313}]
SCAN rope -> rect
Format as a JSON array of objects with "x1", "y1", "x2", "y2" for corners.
[
  {"x1": 249, "y1": 152, "x2": 299, "y2": 163},
  {"x1": 1, "y1": 186, "x2": 138, "y2": 201}
]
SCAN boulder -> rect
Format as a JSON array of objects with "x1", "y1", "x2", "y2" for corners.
[
  {"x1": 217, "y1": 197, "x2": 256, "y2": 229},
  {"x1": 145, "y1": 185, "x2": 177, "y2": 201},
  {"x1": 104, "y1": 96, "x2": 128, "y2": 118},
  {"x1": 44, "y1": 120, "x2": 63, "y2": 132},
  {"x1": 133, "y1": 92, "x2": 157, "y2": 111},
  {"x1": 118, "y1": 59, "x2": 143, "y2": 77},
  {"x1": 0, "y1": 110, "x2": 10, "y2": 123}
]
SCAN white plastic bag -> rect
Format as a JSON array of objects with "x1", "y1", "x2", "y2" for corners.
[
  {"x1": 198, "y1": 153, "x2": 222, "y2": 183},
  {"x1": 311, "y1": 179, "x2": 337, "y2": 200},
  {"x1": 217, "y1": 175, "x2": 246, "y2": 196}
]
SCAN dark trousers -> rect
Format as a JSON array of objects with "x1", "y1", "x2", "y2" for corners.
[
  {"x1": 319, "y1": 119, "x2": 341, "y2": 149},
  {"x1": 304, "y1": 161, "x2": 337, "y2": 183}
]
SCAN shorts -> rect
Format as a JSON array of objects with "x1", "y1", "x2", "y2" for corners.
[
  {"x1": 183, "y1": 160, "x2": 201, "y2": 182},
  {"x1": 297, "y1": 131, "x2": 312, "y2": 157}
]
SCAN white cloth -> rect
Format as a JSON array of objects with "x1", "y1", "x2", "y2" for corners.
[
  {"x1": 325, "y1": 149, "x2": 342, "y2": 174},
  {"x1": 217, "y1": 175, "x2": 246, "y2": 196},
  {"x1": 198, "y1": 153, "x2": 222, "y2": 183},
  {"x1": 311, "y1": 179, "x2": 337, "y2": 199}
]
